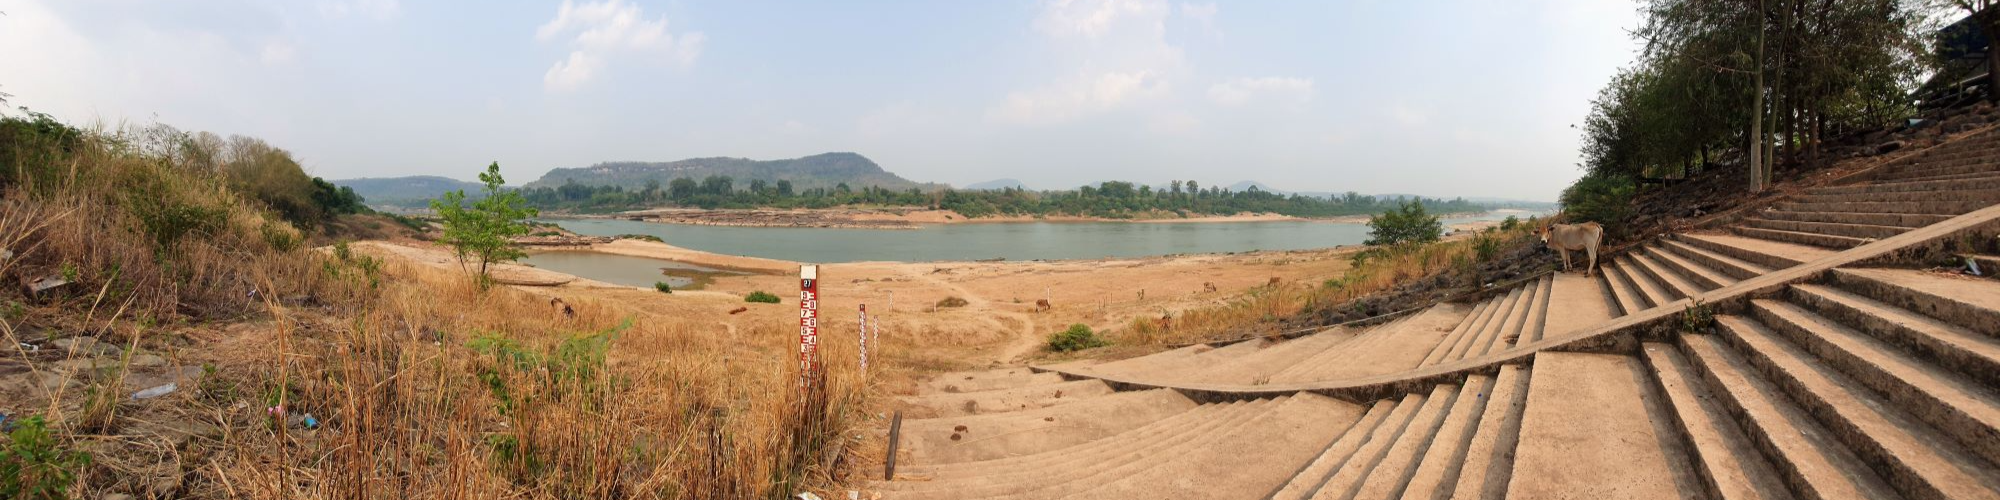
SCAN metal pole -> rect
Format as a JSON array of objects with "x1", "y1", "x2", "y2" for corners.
[{"x1": 885, "y1": 410, "x2": 903, "y2": 480}]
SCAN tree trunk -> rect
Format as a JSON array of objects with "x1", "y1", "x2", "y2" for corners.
[{"x1": 1751, "y1": 0, "x2": 1767, "y2": 193}]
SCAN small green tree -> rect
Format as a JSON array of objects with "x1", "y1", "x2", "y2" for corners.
[
  {"x1": 432, "y1": 162, "x2": 538, "y2": 283},
  {"x1": 1365, "y1": 200, "x2": 1442, "y2": 246}
]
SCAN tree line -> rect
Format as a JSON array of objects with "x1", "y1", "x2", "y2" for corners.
[
  {"x1": 516, "y1": 177, "x2": 1489, "y2": 219},
  {"x1": 1564, "y1": 0, "x2": 1988, "y2": 231}
]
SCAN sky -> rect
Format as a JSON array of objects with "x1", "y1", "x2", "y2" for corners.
[{"x1": 1, "y1": 0, "x2": 1641, "y2": 201}]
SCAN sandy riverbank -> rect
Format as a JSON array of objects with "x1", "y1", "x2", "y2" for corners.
[{"x1": 571, "y1": 207, "x2": 1315, "y2": 228}]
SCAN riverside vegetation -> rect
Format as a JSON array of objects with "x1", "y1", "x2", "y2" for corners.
[{"x1": 0, "y1": 112, "x2": 866, "y2": 499}]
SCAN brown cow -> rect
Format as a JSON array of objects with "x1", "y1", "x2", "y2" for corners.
[
  {"x1": 550, "y1": 297, "x2": 576, "y2": 319},
  {"x1": 1203, "y1": 282, "x2": 1218, "y2": 293},
  {"x1": 1537, "y1": 222, "x2": 1604, "y2": 277},
  {"x1": 1267, "y1": 276, "x2": 1282, "y2": 287},
  {"x1": 1034, "y1": 299, "x2": 1052, "y2": 312}
]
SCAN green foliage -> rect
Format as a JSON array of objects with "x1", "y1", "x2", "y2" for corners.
[
  {"x1": 1365, "y1": 200, "x2": 1442, "y2": 246},
  {"x1": 0, "y1": 415, "x2": 92, "y2": 500},
  {"x1": 1559, "y1": 173, "x2": 1635, "y2": 235},
  {"x1": 1046, "y1": 323, "x2": 1109, "y2": 352},
  {"x1": 1679, "y1": 300, "x2": 1717, "y2": 334},
  {"x1": 432, "y1": 162, "x2": 539, "y2": 282},
  {"x1": 1472, "y1": 234, "x2": 1504, "y2": 263},
  {"x1": 261, "y1": 222, "x2": 301, "y2": 252},
  {"x1": 744, "y1": 291, "x2": 781, "y2": 304},
  {"x1": 654, "y1": 281, "x2": 673, "y2": 293},
  {"x1": 616, "y1": 233, "x2": 664, "y2": 243},
  {"x1": 1499, "y1": 215, "x2": 1520, "y2": 231}
]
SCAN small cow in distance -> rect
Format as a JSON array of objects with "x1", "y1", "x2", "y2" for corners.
[
  {"x1": 1203, "y1": 282, "x2": 1218, "y2": 293},
  {"x1": 1267, "y1": 276, "x2": 1282, "y2": 287},
  {"x1": 550, "y1": 297, "x2": 576, "y2": 319},
  {"x1": 1537, "y1": 222, "x2": 1604, "y2": 277},
  {"x1": 1035, "y1": 299, "x2": 1052, "y2": 312}
]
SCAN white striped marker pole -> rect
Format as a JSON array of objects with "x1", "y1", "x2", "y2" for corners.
[
  {"x1": 858, "y1": 304, "x2": 869, "y2": 372},
  {"x1": 799, "y1": 265, "x2": 821, "y2": 389}
]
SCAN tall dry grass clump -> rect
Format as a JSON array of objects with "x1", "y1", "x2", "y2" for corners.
[{"x1": 0, "y1": 113, "x2": 869, "y2": 499}]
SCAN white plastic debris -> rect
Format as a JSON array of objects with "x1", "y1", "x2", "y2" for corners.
[
  {"x1": 795, "y1": 493, "x2": 824, "y2": 500},
  {"x1": 133, "y1": 383, "x2": 177, "y2": 400}
]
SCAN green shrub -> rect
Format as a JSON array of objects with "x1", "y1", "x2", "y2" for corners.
[
  {"x1": 0, "y1": 415, "x2": 92, "y2": 500},
  {"x1": 261, "y1": 222, "x2": 301, "y2": 252},
  {"x1": 654, "y1": 282, "x2": 673, "y2": 294},
  {"x1": 1047, "y1": 323, "x2": 1108, "y2": 352},
  {"x1": 745, "y1": 291, "x2": 781, "y2": 303},
  {"x1": 616, "y1": 234, "x2": 664, "y2": 243},
  {"x1": 935, "y1": 296, "x2": 969, "y2": 308},
  {"x1": 1499, "y1": 215, "x2": 1520, "y2": 231},
  {"x1": 1559, "y1": 173, "x2": 1634, "y2": 235},
  {"x1": 1472, "y1": 234, "x2": 1503, "y2": 263},
  {"x1": 1365, "y1": 200, "x2": 1442, "y2": 246}
]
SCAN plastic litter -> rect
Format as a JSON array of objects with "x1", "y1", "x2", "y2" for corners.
[
  {"x1": 795, "y1": 493, "x2": 823, "y2": 500},
  {"x1": 133, "y1": 383, "x2": 177, "y2": 400},
  {"x1": 302, "y1": 413, "x2": 320, "y2": 429},
  {"x1": 1968, "y1": 257, "x2": 1983, "y2": 277}
]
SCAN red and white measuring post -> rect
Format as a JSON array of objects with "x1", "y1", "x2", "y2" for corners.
[
  {"x1": 799, "y1": 265, "x2": 821, "y2": 388},
  {"x1": 858, "y1": 304, "x2": 870, "y2": 372}
]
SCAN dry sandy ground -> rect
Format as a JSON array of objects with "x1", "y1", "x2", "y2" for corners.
[{"x1": 360, "y1": 239, "x2": 1354, "y2": 370}]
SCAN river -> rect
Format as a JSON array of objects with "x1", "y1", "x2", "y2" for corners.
[{"x1": 543, "y1": 210, "x2": 1544, "y2": 264}]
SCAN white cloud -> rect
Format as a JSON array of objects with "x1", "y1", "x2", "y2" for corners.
[
  {"x1": 536, "y1": 0, "x2": 704, "y2": 91},
  {"x1": 260, "y1": 41, "x2": 297, "y2": 65},
  {"x1": 1035, "y1": 0, "x2": 1169, "y2": 38},
  {"x1": 1178, "y1": 2, "x2": 1219, "y2": 37},
  {"x1": 318, "y1": 0, "x2": 400, "y2": 21},
  {"x1": 1147, "y1": 110, "x2": 1200, "y2": 135},
  {"x1": 989, "y1": 70, "x2": 1171, "y2": 124},
  {"x1": 1207, "y1": 77, "x2": 1312, "y2": 106},
  {"x1": 1388, "y1": 105, "x2": 1430, "y2": 127},
  {"x1": 543, "y1": 51, "x2": 602, "y2": 92}
]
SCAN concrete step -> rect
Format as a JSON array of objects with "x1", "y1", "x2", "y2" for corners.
[
  {"x1": 1729, "y1": 226, "x2": 1871, "y2": 250},
  {"x1": 1645, "y1": 244, "x2": 1737, "y2": 290},
  {"x1": 1600, "y1": 260, "x2": 1650, "y2": 316},
  {"x1": 1285, "y1": 391, "x2": 1430, "y2": 498},
  {"x1": 1271, "y1": 304, "x2": 1472, "y2": 383},
  {"x1": 1616, "y1": 254, "x2": 1680, "y2": 309},
  {"x1": 1788, "y1": 284, "x2": 2000, "y2": 392},
  {"x1": 924, "y1": 367, "x2": 1064, "y2": 394},
  {"x1": 1072, "y1": 394, "x2": 1362, "y2": 500},
  {"x1": 1874, "y1": 169, "x2": 2000, "y2": 186},
  {"x1": 1677, "y1": 331, "x2": 1901, "y2": 500},
  {"x1": 1398, "y1": 375, "x2": 1499, "y2": 500},
  {"x1": 1420, "y1": 299, "x2": 1492, "y2": 368},
  {"x1": 1677, "y1": 233, "x2": 1832, "y2": 272},
  {"x1": 1754, "y1": 210, "x2": 1954, "y2": 228},
  {"x1": 901, "y1": 389, "x2": 1198, "y2": 465},
  {"x1": 1740, "y1": 218, "x2": 1913, "y2": 240},
  {"x1": 1542, "y1": 273, "x2": 1618, "y2": 339},
  {"x1": 888, "y1": 402, "x2": 1239, "y2": 486},
  {"x1": 1778, "y1": 199, "x2": 1993, "y2": 215},
  {"x1": 1642, "y1": 343, "x2": 1795, "y2": 500},
  {"x1": 1792, "y1": 188, "x2": 2000, "y2": 204},
  {"x1": 882, "y1": 398, "x2": 1270, "y2": 496},
  {"x1": 1882, "y1": 161, "x2": 2000, "y2": 181},
  {"x1": 1446, "y1": 288, "x2": 1523, "y2": 362},
  {"x1": 1510, "y1": 275, "x2": 1554, "y2": 346},
  {"x1": 901, "y1": 379, "x2": 1116, "y2": 418},
  {"x1": 1319, "y1": 384, "x2": 1462, "y2": 500},
  {"x1": 1508, "y1": 352, "x2": 1702, "y2": 499},
  {"x1": 1627, "y1": 249, "x2": 1708, "y2": 299},
  {"x1": 1269, "y1": 399, "x2": 1403, "y2": 500},
  {"x1": 1071, "y1": 344, "x2": 1208, "y2": 378},
  {"x1": 1660, "y1": 239, "x2": 1773, "y2": 281},
  {"x1": 1749, "y1": 299, "x2": 2000, "y2": 467},
  {"x1": 1112, "y1": 337, "x2": 1269, "y2": 380},
  {"x1": 1480, "y1": 280, "x2": 1536, "y2": 358},
  {"x1": 1713, "y1": 315, "x2": 2000, "y2": 499},
  {"x1": 1153, "y1": 327, "x2": 1361, "y2": 385},
  {"x1": 1449, "y1": 364, "x2": 1532, "y2": 500},
  {"x1": 1807, "y1": 173, "x2": 2000, "y2": 195},
  {"x1": 1829, "y1": 267, "x2": 2000, "y2": 339}
]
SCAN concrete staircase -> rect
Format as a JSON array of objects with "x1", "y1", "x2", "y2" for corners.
[{"x1": 872, "y1": 129, "x2": 2000, "y2": 498}]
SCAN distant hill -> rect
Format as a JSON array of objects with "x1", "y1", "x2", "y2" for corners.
[
  {"x1": 331, "y1": 175, "x2": 485, "y2": 208},
  {"x1": 525, "y1": 152, "x2": 939, "y2": 192},
  {"x1": 962, "y1": 178, "x2": 1030, "y2": 191}
]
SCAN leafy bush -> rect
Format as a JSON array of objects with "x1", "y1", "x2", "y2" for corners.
[
  {"x1": 1047, "y1": 323, "x2": 1108, "y2": 352},
  {"x1": 1499, "y1": 215, "x2": 1520, "y2": 231},
  {"x1": 1365, "y1": 200, "x2": 1442, "y2": 246},
  {"x1": 654, "y1": 281, "x2": 672, "y2": 294},
  {"x1": 1559, "y1": 173, "x2": 1634, "y2": 235},
  {"x1": 0, "y1": 415, "x2": 92, "y2": 500},
  {"x1": 745, "y1": 291, "x2": 781, "y2": 303},
  {"x1": 433, "y1": 162, "x2": 538, "y2": 282},
  {"x1": 616, "y1": 233, "x2": 664, "y2": 243},
  {"x1": 935, "y1": 296, "x2": 969, "y2": 308}
]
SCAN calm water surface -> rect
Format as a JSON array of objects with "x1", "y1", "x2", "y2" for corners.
[
  {"x1": 545, "y1": 210, "x2": 1542, "y2": 263},
  {"x1": 521, "y1": 251, "x2": 736, "y2": 288}
]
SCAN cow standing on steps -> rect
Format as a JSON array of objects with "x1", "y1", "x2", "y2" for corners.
[{"x1": 1537, "y1": 222, "x2": 1603, "y2": 277}]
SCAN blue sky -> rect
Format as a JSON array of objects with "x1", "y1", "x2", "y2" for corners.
[{"x1": 1, "y1": 0, "x2": 1639, "y2": 201}]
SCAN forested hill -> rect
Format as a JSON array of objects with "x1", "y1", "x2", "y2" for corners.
[
  {"x1": 523, "y1": 152, "x2": 939, "y2": 193},
  {"x1": 331, "y1": 175, "x2": 485, "y2": 207}
]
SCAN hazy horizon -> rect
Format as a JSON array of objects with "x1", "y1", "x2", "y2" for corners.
[{"x1": 0, "y1": 0, "x2": 1639, "y2": 202}]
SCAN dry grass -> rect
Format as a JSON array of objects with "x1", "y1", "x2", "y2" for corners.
[
  {"x1": 1116, "y1": 226, "x2": 1535, "y2": 346},
  {"x1": 0, "y1": 120, "x2": 872, "y2": 499}
]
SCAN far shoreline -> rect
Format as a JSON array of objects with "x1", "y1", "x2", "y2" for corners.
[{"x1": 537, "y1": 206, "x2": 1541, "y2": 230}]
